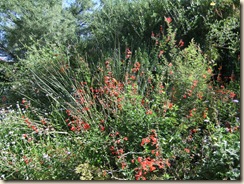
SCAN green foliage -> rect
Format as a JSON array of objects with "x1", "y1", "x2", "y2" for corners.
[
  {"x1": 0, "y1": 107, "x2": 82, "y2": 180},
  {"x1": 0, "y1": 0, "x2": 92, "y2": 59},
  {"x1": 0, "y1": 0, "x2": 240, "y2": 181},
  {"x1": 84, "y1": 0, "x2": 240, "y2": 82},
  {"x1": 75, "y1": 163, "x2": 106, "y2": 180}
]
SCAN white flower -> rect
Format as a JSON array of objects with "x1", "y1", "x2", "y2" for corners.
[
  {"x1": 232, "y1": 99, "x2": 239, "y2": 103},
  {"x1": 43, "y1": 154, "x2": 50, "y2": 160}
]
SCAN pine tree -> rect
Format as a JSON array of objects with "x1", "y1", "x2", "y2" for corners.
[{"x1": 0, "y1": 0, "x2": 93, "y2": 59}]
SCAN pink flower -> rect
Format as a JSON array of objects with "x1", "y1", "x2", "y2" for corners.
[
  {"x1": 165, "y1": 17, "x2": 172, "y2": 23},
  {"x1": 83, "y1": 123, "x2": 90, "y2": 130}
]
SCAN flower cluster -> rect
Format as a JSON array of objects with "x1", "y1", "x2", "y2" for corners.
[{"x1": 133, "y1": 130, "x2": 170, "y2": 180}]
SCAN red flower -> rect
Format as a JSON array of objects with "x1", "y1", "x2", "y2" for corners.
[
  {"x1": 168, "y1": 103, "x2": 173, "y2": 109},
  {"x1": 178, "y1": 39, "x2": 184, "y2": 47},
  {"x1": 126, "y1": 48, "x2": 132, "y2": 55},
  {"x1": 134, "y1": 62, "x2": 140, "y2": 68},
  {"x1": 21, "y1": 98, "x2": 27, "y2": 104},
  {"x1": 229, "y1": 92, "x2": 236, "y2": 99},
  {"x1": 165, "y1": 159, "x2": 171, "y2": 167},
  {"x1": 141, "y1": 137, "x2": 150, "y2": 146},
  {"x1": 137, "y1": 157, "x2": 143, "y2": 163},
  {"x1": 100, "y1": 125, "x2": 105, "y2": 131},
  {"x1": 155, "y1": 151, "x2": 159, "y2": 157},
  {"x1": 150, "y1": 166, "x2": 156, "y2": 172},
  {"x1": 158, "y1": 50, "x2": 164, "y2": 58},
  {"x1": 66, "y1": 109, "x2": 71, "y2": 116},
  {"x1": 130, "y1": 75, "x2": 136, "y2": 80},
  {"x1": 70, "y1": 126, "x2": 76, "y2": 131},
  {"x1": 105, "y1": 60, "x2": 110, "y2": 66},
  {"x1": 140, "y1": 161, "x2": 148, "y2": 171},
  {"x1": 156, "y1": 160, "x2": 164, "y2": 169},
  {"x1": 135, "y1": 169, "x2": 142, "y2": 180},
  {"x1": 146, "y1": 109, "x2": 153, "y2": 115},
  {"x1": 118, "y1": 148, "x2": 124, "y2": 154},
  {"x1": 41, "y1": 119, "x2": 46, "y2": 125},
  {"x1": 184, "y1": 148, "x2": 190, "y2": 153},
  {"x1": 126, "y1": 48, "x2": 132, "y2": 59},
  {"x1": 83, "y1": 123, "x2": 90, "y2": 130},
  {"x1": 150, "y1": 135, "x2": 157, "y2": 145},
  {"x1": 121, "y1": 162, "x2": 127, "y2": 169},
  {"x1": 132, "y1": 62, "x2": 141, "y2": 72},
  {"x1": 165, "y1": 17, "x2": 172, "y2": 23}
]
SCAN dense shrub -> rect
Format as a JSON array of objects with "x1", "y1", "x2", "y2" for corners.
[{"x1": 0, "y1": 0, "x2": 240, "y2": 181}]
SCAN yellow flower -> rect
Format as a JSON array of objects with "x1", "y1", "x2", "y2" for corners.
[{"x1": 210, "y1": 2, "x2": 216, "y2": 6}]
